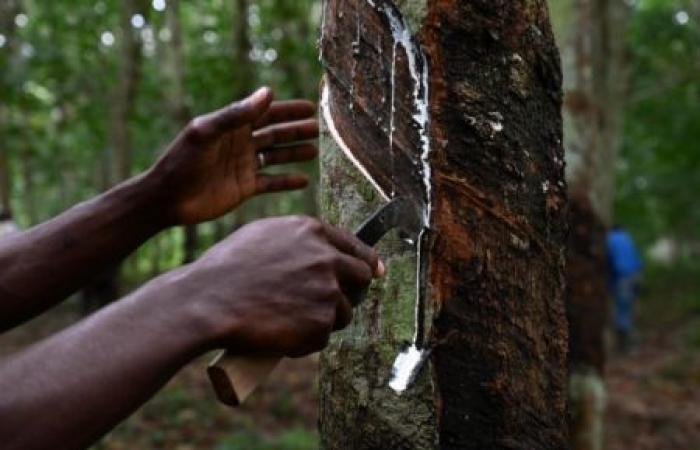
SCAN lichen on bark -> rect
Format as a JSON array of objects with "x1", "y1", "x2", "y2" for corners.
[
  {"x1": 394, "y1": 0, "x2": 427, "y2": 31},
  {"x1": 319, "y1": 105, "x2": 438, "y2": 450}
]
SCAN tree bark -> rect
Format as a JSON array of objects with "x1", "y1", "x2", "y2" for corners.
[
  {"x1": 553, "y1": 1, "x2": 630, "y2": 449},
  {"x1": 319, "y1": 1, "x2": 568, "y2": 449}
]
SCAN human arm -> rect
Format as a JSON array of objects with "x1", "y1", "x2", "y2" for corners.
[
  {"x1": 0, "y1": 216, "x2": 381, "y2": 450},
  {"x1": 0, "y1": 87, "x2": 319, "y2": 331}
]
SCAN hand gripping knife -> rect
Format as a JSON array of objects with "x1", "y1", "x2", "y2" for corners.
[{"x1": 207, "y1": 196, "x2": 422, "y2": 406}]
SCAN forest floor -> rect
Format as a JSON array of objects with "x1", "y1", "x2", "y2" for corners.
[
  {"x1": 1, "y1": 263, "x2": 698, "y2": 449},
  {"x1": 605, "y1": 263, "x2": 700, "y2": 450}
]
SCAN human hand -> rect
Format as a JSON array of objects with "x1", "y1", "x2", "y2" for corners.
[
  {"x1": 150, "y1": 87, "x2": 318, "y2": 225},
  {"x1": 174, "y1": 216, "x2": 382, "y2": 358}
]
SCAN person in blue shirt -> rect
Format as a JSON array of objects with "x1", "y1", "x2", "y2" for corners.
[{"x1": 607, "y1": 225, "x2": 643, "y2": 352}]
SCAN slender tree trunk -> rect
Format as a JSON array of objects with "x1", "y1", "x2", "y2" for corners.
[
  {"x1": 319, "y1": 1, "x2": 568, "y2": 449},
  {"x1": 221, "y1": 0, "x2": 256, "y2": 238},
  {"x1": 110, "y1": 0, "x2": 147, "y2": 184},
  {"x1": 0, "y1": 0, "x2": 21, "y2": 217},
  {"x1": 84, "y1": 0, "x2": 147, "y2": 311},
  {"x1": 162, "y1": 0, "x2": 199, "y2": 264},
  {"x1": 0, "y1": 145, "x2": 9, "y2": 215},
  {"x1": 234, "y1": 0, "x2": 253, "y2": 90},
  {"x1": 20, "y1": 149, "x2": 35, "y2": 224},
  {"x1": 553, "y1": 1, "x2": 630, "y2": 449}
]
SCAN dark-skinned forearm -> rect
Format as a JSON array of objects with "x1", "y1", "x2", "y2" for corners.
[
  {"x1": 0, "y1": 269, "x2": 210, "y2": 450},
  {"x1": 0, "y1": 171, "x2": 168, "y2": 331}
]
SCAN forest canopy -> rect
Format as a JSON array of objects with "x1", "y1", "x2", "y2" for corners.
[{"x1": 0, "y1": 0, "x2": 697, "y2": 271}]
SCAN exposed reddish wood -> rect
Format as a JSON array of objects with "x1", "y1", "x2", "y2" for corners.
[{"x1": 422, "y1": 1, "x2": 568, "y2": 447}]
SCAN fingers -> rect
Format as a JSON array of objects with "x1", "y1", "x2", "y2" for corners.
[
  {"x1": 253, "y1": 118, "x2": 319, "y2": 149},
  {"x1": 336, "y1": 253, "x2": 373, "y2": 289},
  {"x1": 335, "y1": 252, "x2": 374, "y2": 310},
  {"x1": 334, "y1": 293, "x2": 354, "y2": 331},
  {"x1": 187, "y1": 87, "x2": 273, "y2": 141},
  {"x1": 322, "y1": 224, "x2": 381, "y2": 278},
  {"x1": 255, "y1": 173, "x2": 309, "y2": 194},
  {"x1": 259, "y1": 143, "x2": 318, "y2": 167},
  {"x1": 253, "y1": 100, "x2": 316, "y2": 129}
]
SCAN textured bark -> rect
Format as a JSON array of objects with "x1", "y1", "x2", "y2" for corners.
[
  {"x1": 552, "y1": 1, "x2": 629, "y2": 449},
  {"x1": 319, "y1": 1, "x2": 568, "y2": 449}
]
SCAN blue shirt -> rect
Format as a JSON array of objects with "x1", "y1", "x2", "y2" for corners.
[{"x1": 607, "y1": 229, "x2": 643, "y2": 278}]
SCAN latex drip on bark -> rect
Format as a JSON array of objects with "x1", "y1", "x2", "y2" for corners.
[
  {"x1": 368, "y1": 0, "x2": 433, "y2": 394},
  {"x1": 320, "y1": 0, "x2": 434, "y2": 394}
]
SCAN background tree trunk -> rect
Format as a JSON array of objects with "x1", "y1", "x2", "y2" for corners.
[
  {"x1": 0, "y1": 0, "x2": 21, "y2": 217},
  {"x1": 319, "y1": 1, "x2": 568, "y2": 449},
  {"x1": 109, "y1": 0, "x2": 147, "y2": 185},
  {"x1": 552, "y1": 1, "x2": 630, "y2": 449},
  {"x1": 20, "y1": 148, "x2": 35, "y2": 224},
  {"x1": 0, "y1": 145, "x2": 9, "y2": 215},
  {"x1": 162, "y1": 0, "x2": 199, "y2": 264},
  {"x1": 83, "y1": 0, "x2": 148, "y2": 312},
  {"x1": 226, "y1": 0, "x2": 260, "y2": 238}
]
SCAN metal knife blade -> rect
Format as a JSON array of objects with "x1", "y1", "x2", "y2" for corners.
[{"x1": 355, "y1": 196, "x2": 421, "y2": 246}]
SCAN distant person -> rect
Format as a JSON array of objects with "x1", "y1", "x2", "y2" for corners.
[
  {"x1": 0, "y1": 209, "x2": 19, "y2": 239},
  {"x1": 607, "y1": 225, "x2": 643, "y2": 352}
]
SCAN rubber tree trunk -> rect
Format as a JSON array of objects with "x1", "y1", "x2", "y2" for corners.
[
  {"x1": 552, "y1": 1, "x2": 630, "y2": 449},
  {"x1": 318, "y1": 1, "x2": 568, "y2": 449}
]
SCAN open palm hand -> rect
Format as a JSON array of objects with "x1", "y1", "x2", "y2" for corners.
[{"x1": 151, "y1": 87, "x2": 318, "y2": 225}]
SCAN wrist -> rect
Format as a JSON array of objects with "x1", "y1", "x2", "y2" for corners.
[
  {"x1": 137, "y1": 265, "x2": 226, "y2": 356},
  {"x1": 122, "y1": 168, "x2": 177, "y2": 230}
]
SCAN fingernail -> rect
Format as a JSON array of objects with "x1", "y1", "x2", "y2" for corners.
[
  {"x1": 251, "y1": 86, "x2": 272, "y2": 102},
  {"x1": 376, "y1": 260, "x2": 386, "y2": 278}
]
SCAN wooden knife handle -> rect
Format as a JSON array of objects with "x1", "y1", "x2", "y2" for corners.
[{"x1": 207, "y1": 350, "x2": 281, "y2": 407}]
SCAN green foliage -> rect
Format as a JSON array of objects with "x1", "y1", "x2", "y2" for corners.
[
  {"x1": 1, "y1": 0, "x2": 321, "y2": 279},
  {"x1": 214, "y1": 428, "x2": 318, "y2": 450},
  {"x1": 616, "y1": 0, "x2": 700, "y2": 247},
  {"x1": 637, "y1": 261, "x2": 700, "y2": 328}
]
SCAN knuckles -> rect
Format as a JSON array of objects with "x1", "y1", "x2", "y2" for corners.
[{"x1": 184, "y1": 117, "x2": 210, "y2": 142}]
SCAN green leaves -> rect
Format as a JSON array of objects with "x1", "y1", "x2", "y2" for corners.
[
  {"x1": 617, "y1": 0, "x2": 700, "y2": 247},
  {"x1": 2, "y1": 0, "x2": 321, "y2": 235}
]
